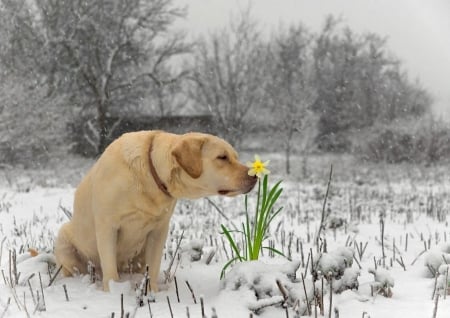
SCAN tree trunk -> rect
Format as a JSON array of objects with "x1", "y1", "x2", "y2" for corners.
[
  {"x1": 286, "y1": 145, "x2": 291, "y2": 175},
  {"x1": 97, "y1": 100, "x2": 108, "y2": 154},
  {"x1": 285, "y1": 130, "x2": 293, "y2": 175},
  {"x1": 302, "y1": 155, "x2": 309, "y2": 179}
]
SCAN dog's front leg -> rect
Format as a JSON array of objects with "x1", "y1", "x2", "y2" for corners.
[
  {"x1": 96, "y1": 223, "x2": 119, "y2": 291},
  {"x1": 144, "y1": 220, "x2": 170, "y2": 292}
]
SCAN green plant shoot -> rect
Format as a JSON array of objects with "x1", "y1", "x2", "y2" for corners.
[{"x1": 220, "y1": 155, "x2": 284, "y2": 278}]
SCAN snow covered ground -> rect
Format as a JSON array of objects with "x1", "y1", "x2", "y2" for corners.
[{"x1": 1, "y1": 162, "x2": 450, "y2": 318}]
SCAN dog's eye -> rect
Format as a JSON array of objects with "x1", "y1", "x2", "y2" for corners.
[{"x1": 217, "y1": 155, "x2": 228, "y2": 161}]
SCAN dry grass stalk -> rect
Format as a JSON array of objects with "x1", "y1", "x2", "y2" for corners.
[
  {"x1": 48, "y1": 265, "x2": 62, "y2": 287},
  {"x1": 164, "y1": 230, "x2": 185, "y2": 283},
  {"x1": 315, "y1": 165, "x2": 333, "y2": 251},
  {"x1": 185, "y1": 280, "x2": 197, "y2": 304},
  {"x1": 166, "y1": 296, "x2": 174, "y2": 318},
  {"x1": 63, "y1": 284, "x2": 69, "y2": 301}
]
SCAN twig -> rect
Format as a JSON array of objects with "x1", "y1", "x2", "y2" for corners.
[
  {"x1": 328, "y1": 274, "x2": 333, "y2": 318},
  {"x1": 431, "y1": 273, "x2": 438, "y2": 300},
  {"x1": 405, "y1": 233, "x2": 408, "y2": 252},
  {"x1": 396, "y1": 257, "x2": 406, "y2": 271},
  {"x1": 174, "y1": 276, "x2": 180, "y2": 303},
  {"x1": 315, "y1": 165, "x2": 333, "y2": 250},
  {"x1": 276, "y1": 279, "x2": 289, "y2": 305},
  {"x1": 200, "y1": 297, "x2": 206, "y2": 318},
  {"x1": 379, "y1": 217, "x2": 385, "y2": 267},
  {"x1": 121, "y1": 294, "x2": 124, "y2": 318},
  {"x1": 304, "y1": 251, "x2": 311, "y2": 278},
  {"x1": 411, "y1": 249, "x2": 427, "y2": 266},
  {"x1": 48, "y1": 265, "x2": 62, "y2": 287},
  {"x1": 204, "y1": 249, "x2": 216, "y2": 265},
  {"x1": 185, "y1": 280, "x2": 197, "y2": 304},
  {"x1": 164, "y1": 231, "x2": 185, "y2": 283},
  {"x1": 1, "y1": 270, "x2": 7, "y2": 285},
  {"x1": 22, "y1": 292, "x2": 30, "y2": 318},
  {"x1": 432, "y1": 294, "x2": 439, "y2": 318},
  {"x1": 321, "y1": 276, "x2": 324, "y2": 316},
  {"x1": 58, "y1": 203, "x2": 72, "y2": 220},
  {"x1": 0, "y1": 298, "x2": 11, "y2": 318},
  {"x1": 38, "y1": 272, "x2": 46, "y2": 311},
  {"x1": 205, "y1": 198, "x2": 238, "y2": 230},
  {"x1": 353, "y1": 255, "x2": 362, "y2": 270},
  {"x1": 27, "y1": 276, "x2": 36, "y2": 305},
  {"x1": 445, "y1": 267, "x2": 449, "y2": 299},
  {"x1": 0, "y1": 237, "x2": 6, "y2": 265},
  {"x1": 63, "y1": 284, "x2": 69, "y2": 301},
  {"x1": 147, "y1": 299, "x2": 153, "y2": 318},
  {"x1": 301, "y1": 273, "x2": 311, "y2": 315},
  {"x1": 166, "y1": 296, "x2": 174, "y2": 318}
]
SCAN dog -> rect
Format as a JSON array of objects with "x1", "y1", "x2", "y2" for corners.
[{"x1": 55, "y1": 130, "x2": 257, "y2": 292}]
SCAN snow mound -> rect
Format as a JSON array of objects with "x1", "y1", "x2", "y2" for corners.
[
  {"x1": 221, "y1": 260, "x2": 303, "y2": 313},
  {"x1": 368, "y1": 267, "x2": 394, "y2": 297},
  {"x1": 334, "y1": 267, "x2": 361, "y2": 293},
  {"x1": 424, "y1": 245, "x2": 450, "y2": 276},
  {"x1": 314, "y1": 246, "x2": 354, "y2": 280}
]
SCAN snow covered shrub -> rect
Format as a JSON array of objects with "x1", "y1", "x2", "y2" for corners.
[
  {"x1": 221, "y1": 156, "x2": 284, "y2": 278},
  {"x1": 221, "y1": 260, "x2": 308, "y2": 313},
  {"x1": 356, "y1": 118, "x2": 450, "y2": 164},
  {"x1": 333, "y1": 267, "x2": 360, "y2": 293},
  {"x1": 368, "y1": 268, "x2": 394, "y2": 298},
  {"x1": 313, "y1": 246, "x2": 354, "y2": 281},
  {"x1": 436, "y1": 264, "x2": 450, "y2": 294},
  {"x1": 424, "y1": 245, "x2": 450, "y2": 276}
]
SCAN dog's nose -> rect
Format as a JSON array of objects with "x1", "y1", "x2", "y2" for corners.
[{"x1": 246, "y1": 174, "x2": 258, "y2": 190}]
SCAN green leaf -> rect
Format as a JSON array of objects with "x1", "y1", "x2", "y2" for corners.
[
  {"x1": 221, "y1": 174, "x2": 285, "y2": 270},
  {"x1": 220, "y1": 256, "x2": 242, "y2": 279},
  {"x1": 221, "y1": 224, "x2": 242, "y2": 261},
  {"x1": 262, "y1": 246, "x2": 286, "y2": 258}
]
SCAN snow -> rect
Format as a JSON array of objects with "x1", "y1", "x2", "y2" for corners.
[{"x1": 1, "y1": 173, "x2": 450, "y2": 317}]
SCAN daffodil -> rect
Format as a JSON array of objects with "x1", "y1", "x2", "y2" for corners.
[
  {"x1": 221, "y1": 156, "x2": 283, "y2": 279},
  {"x1": 247, "y1": 154, "x2": 270, "y2": 178}
]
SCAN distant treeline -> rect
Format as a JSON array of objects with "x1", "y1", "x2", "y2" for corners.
[{"x1": 0, "y1": 1, "x2": 447, "y2": 169}]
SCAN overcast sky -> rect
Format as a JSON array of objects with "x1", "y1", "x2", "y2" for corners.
[{"x1": 176, "y1": 0, "x2": 450, "y2": 118}]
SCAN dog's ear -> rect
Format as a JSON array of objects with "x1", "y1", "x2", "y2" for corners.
[{"x1": 172, "y1": 137, "x2": 205, "y2": 179}]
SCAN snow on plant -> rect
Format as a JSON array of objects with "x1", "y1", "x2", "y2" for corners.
[
  {"x1": 424, "y1": 245, "x2": 450, "y2": 276},
  {"x1": 220, "y1": 155, "x2": 284, "y2": 278},
  {"x1": 368, "y1": 267, "x2": 394, "y2": 298},
  {"x1": 313, "y1": 246, "x2": 355, "y2": 281},
  {"x1": 221, "y1": 260, "x2": 304, "y2": 313},
  {"x1": 436, "y1": 264, "x2": 450, "y2": 295},
  {"x1": 333, "y1": 267, "x2": 361, "y2": 293}
]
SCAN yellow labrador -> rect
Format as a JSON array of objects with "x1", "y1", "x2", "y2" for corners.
[{"x1": 55, "y1": 131, "x2": 256, "y2": 291}]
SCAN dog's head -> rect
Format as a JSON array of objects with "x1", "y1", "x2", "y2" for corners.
[{"x1": 170, "y1": 133, "x2": 257, "y2": 199}]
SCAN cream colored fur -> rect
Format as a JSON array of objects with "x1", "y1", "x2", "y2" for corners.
[{"x1": 55, "y1": 130, "x2": 256, "y2": 291}]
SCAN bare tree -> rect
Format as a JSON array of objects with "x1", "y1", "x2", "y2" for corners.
[
  {"x1": 1, "y1": 0, "x2": 190, "y2": 153},
  {"x1": 312, "y1": 15, "x2": 432, "y2": 151},
  {"x1": 189, "y1": 9, "x2": 266, "y2": 147},
  {"x1": 265, "y1": 25, "x2": 317, "y2": 174}
]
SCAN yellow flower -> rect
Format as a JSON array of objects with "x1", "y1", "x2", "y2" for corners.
[{"x1": 247, "y1": 155, "x2": 270, "y2": 178}]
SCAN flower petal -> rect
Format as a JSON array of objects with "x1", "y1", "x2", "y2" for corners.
[{"x1": 248, "y1": 169, "x2": 257, "y2": 177}]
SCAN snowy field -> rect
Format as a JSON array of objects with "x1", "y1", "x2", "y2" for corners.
[{"x1": 1, "y1": 156, "x2": 450, "y2": 318}]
